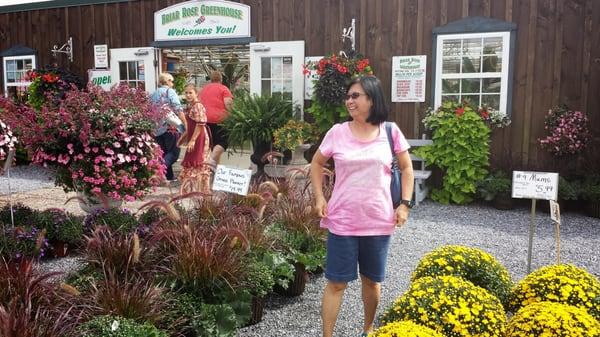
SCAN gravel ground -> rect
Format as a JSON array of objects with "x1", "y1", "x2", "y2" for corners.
[
  {"x1": 238, "y1": 201, "x2": 600, "y2": 337},
  {"x1": 0, "y1": 165, "x2": 55, "y2": 195}
]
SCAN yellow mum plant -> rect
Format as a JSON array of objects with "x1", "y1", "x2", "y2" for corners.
[
  {"x1": 412, "y1": 245, "x2": 513, "y2": 306},
  {"x1": 382, "y1": 275, "x2": 506, "y2": 337},
  {"x1": 369, "y1": 321, "x2": 444, "y2": 337},
  {"x1": 507, "y1": 264, "x2": 600, "y2": 320},
  {"x1": 273, "y1": 119, "x2": 319, "y2": 151},
  {"x1": 505, "y1": 301, "x2": 600, "y2": 337}
]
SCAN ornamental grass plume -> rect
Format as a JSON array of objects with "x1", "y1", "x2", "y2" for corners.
[
  {"x1": 369, "y1": 321, "x2": 444, "y2": 337},
  {"x1": 382, "y1": 275, "x2": 506, "y2": 337},
  {"x1": 411, "y1": 245, "x2": 513, "y2": 306},
  {"x1": 505, "y1": 301, "x2": 600, "y2": 337},
  {"x1": 507, "y1": 264, "x2": 600, "y2": 320}
]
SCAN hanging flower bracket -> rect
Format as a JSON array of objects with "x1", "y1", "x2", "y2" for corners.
[{"x1": 51, "y1": 37, "x2": 73, "y2": 62}]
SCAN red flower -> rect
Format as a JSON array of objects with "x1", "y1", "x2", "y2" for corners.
[
  {"x1": 480, "y1": 110, "x2": 489, "y2": 119},
  {"x1": 455, "y1": 107, "x2": 465, "y2": 116},
  {"x1": 42, "y1": 73, "x2": 59, "y2": 83}
]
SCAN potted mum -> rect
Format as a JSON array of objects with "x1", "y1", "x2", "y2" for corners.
[
  {"x1": 273, "y1": 119, "x2": 320, "y2": 165},
  {"x1": 7, "y1": 84, "x2": 165, "y2": 211}
]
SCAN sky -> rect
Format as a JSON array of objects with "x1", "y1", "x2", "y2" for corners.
[{"x1": 0, "y1": 0, "x2": 53, "y2": 6}]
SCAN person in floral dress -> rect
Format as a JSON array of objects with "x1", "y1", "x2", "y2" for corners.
[{"x1": 178, "y1": 84, "x2": 212, "y2": 194}]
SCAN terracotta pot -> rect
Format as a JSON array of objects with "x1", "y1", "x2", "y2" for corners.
[
  {"x1": 274, "y1": 263, "x2": 308, "y2": 297},
  {"x1": 247, "y1": 296, "x2": 266, "y2": 325},
  {"x1": 51, "y1": 241, "x2": 69, "y2": 258},
  {"x1": 586, "y1": 200, "x2": 600, "y2": 218}
]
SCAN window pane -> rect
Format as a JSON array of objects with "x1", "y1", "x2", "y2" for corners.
[
  {"x1": 461, "y1": 78, "x2": 481, "y2": 93},
  {"x1": 128, "y1": 62, "x2": 137, "y2": 80},
  {"x1": 119, "y1": 62, "x2": 128, "y2": 80},
  {"x1": 483, "y1": 56, "x2": 501, "y2": 72},
  {"x1": 261, "y1": 79, "x2": 271, "y2": 96},
  {"x1": 282, "y1": 57, "x2": 293, "y2": 79},
  {"x1": 483, "y1": 78, "x2": 501, "y2": 93},
  {"x1": 461, "y1": 94, "x2": 480, "y2": 107},
  {"x1": 482, "y1": 94, "x2": 500, "y2": 110},
  {"x1": 271, "y1": 80, "x2": 282, "y2": 94},
  {"x1": 462, "y1": 56, "x2": 481, "y2": 73},
  {"x1": 443, "y1": 40, "x2": 461, "y2": 57},
  {"x1": 271, "y1": 57, "x2": 282, "y2": 79},
  {"x1": 7, "y1": 71, "x2": 15, "y2": 82},
  {"x1": 282, "y1": 80, "x2": 293, "y2": 95},
  {"x1": 483, "y1": 37, "x2": 503, "y2": 54},
  {"x1": 261, "y1": 57, "x2": 271, "y2": 78},
  {"x1": 442, "y1": 79, "x2": 460, "y2": 94},
  {"x1": 138, "y1": 81, "x2": 145, "y2": 91},
  {"x1": 282, "y1": 91, "x2": 292, "y2": 101},
  {"x1": 462, "y1": 38, "x2": 482, "y2": 55},
  {"x1": 442, "y1": 57, "x2": 460, "y2": 74},
  {"x1": 442, "y1": 95, "x2": 459, "y2": 104},
  {"x1": 6, "y1": 60, "x2": 16, "y2": 71},
  {"x1": 16, "y1": 60, "x2": 24, "y2": 69},
  {"x1": 25, "y1": 59, "x2": 33, "y2": 69}
]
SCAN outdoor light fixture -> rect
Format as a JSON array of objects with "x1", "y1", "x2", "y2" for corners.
[
  {"x1": 134, "y1": 49, "x2": 150, "y2": 56},
  {"x1": 51, "y1": 37, "x2": 73, "y2": 62}
]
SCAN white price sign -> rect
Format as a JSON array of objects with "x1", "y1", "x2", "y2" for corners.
[
  {"x1": 512, "y1": 171, "x2": 559, "y2": 200},
  {"x1": 212, "y1": 165, "x2": 252, "y2": 196}
]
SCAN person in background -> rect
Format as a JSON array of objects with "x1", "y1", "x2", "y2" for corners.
[
  {"x1": 151, "y1": 72, "x2": 185, "y2": 183},
  {"x1": 310, "y1": 75, "x2": 414, "y2": 337},
  {"x1": 177, "y1": 84, "x2": 212, "y2": 194},
  {"x1": 199, "y1": 70, "x2": 233, "y2": 167}
]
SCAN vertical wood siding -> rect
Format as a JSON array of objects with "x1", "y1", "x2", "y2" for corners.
[{"x1": 0, "y1": 0, "x2": 598, "y2": 171}]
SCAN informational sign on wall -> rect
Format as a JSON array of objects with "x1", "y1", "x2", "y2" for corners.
[
  {"x1": 154, "y1": 0, "x2": 251, "y2": 41},
  {"x1": 88, "y1": 69, "x2": 113, "y2": 91},
  {"x1": 304, "y1": 56, "x2": 322, "y2": 100},
  {"x1": 391, "y1": 55, "x2": 426, "y2": 102},
  {"x1": 512, "y1": 171, "x2": 559, "y2": 200},
  {"x1": 94, "y1": 44, "x2": 108, "y2": 69},
  {"x1": 212, "y1": 165, "x2": 252, "y2": 195}
]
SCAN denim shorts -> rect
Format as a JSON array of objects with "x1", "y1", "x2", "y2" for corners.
[{"x1": 325, "y1": 232, "x2": 391, "y2": 283}]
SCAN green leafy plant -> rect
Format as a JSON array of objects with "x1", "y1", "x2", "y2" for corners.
[
  {"x1": 0, "y1": 202, "x2": 37, "y2": 227},
  {"x1": 370, "y1": 320, "x2": 444, "y2": 337},
  {"x1": 415, "y1": 101, "x2": 490, "y2": 204},
  {"x1": 505, "y1": 301, "x2": 600, "y2": 337},
  {"x1": 382, "y1": 275, "x2": 506, "y2": 337},
  {"x1": 273, "y1": 119, "x2": 320, "y2": 151},
  {"x1": 37, "y1": 209, "x2": 83, "y2": 246},
  {"x1": 477, "y1": 170, "x2": 512, "y2": 201},
  {"x1": 221, "y1": 92, "x2": 294, "y2": 150},
  {"x1": 538, "y1": 106, "x2": 590, "y2": 156},
  {"x1": 411, "y1": 245, "x2": 513, "y2": 306},
  {"x1": 558, "y1": 177, "x2": 582, "y2": 201},
  {"x1": 582, "y1": 176, "x2": 600, "y2": 202},
  {"x1": 507, "y1": 264, "x2": 600, "y2": 320},
  {"x1": 80, "y1": 315, "x2": 168, "y2": 337},
  {"x1": 0, "y1": 225, "x2": 48, "y2": 260},
  {"x1": 84, "y1": 208, "x2": 139, "y2": 235}
]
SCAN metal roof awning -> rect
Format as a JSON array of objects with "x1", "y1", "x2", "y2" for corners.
[{"x1": 0, "y1": 45, "x2": 36, "y2": 57}]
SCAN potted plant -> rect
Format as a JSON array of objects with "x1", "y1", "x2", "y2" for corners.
[
  {"x1": 273, "y1": 119, "x2": 320, "y2": 165},
  {"x1": 581, "y1": 176, "x2": 600, "y2": 218},
  {"x1": 221, "y1": 92, "x2": 294, "y2": 175},
  {"x1": 538, "y1": 106, "x2": 590, "y2": 157},
  {"x1": 240, "y1": 256, "x2": 275, "y2": 325},
  {"x1": 37, "y1": 209, "x2": 83, "y2": 257},
  {"x1": 4, "y1": 84, "x2": 165, "y2": 211},
  {"x1": 477, "y1": 170, "x2": 514, "y2": 210}
]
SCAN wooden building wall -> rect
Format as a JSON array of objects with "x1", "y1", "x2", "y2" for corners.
[{"x1": 0, "y1": 0, "x2": 598, "y2": 172}]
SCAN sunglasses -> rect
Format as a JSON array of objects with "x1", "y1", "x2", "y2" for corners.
[{"x1": 345, "y1": 92, "x2": 367, "y2": 100}]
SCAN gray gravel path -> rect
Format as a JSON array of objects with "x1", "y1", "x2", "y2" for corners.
[
  {"x1": 238, "y1": 200, "x2": 600, "y2": 337},
  {"x1": 1, "y1": 165, "x2": 55, "y2": 195}
]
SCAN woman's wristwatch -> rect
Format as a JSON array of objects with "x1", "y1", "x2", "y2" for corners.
[{"x1": 400, "y1": 199, "x2": 414, "y2": 208}]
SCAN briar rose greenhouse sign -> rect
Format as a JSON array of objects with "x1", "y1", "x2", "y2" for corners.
[{"x1": 154, "y1": 0, "x2": 251, "y2": 41}]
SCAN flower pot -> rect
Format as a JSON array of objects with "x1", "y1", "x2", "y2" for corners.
[
  {"x1": 492, "y1": 195, "x2": 515, "y2": 210},
  {"x1": 76, "y1": 192, "x2": 123, "y2": 214},
  {"x1": 50, "y1": 241, "x2": 69, "y2": 258},
  {"x1": 290, "y1": 144, "x2": 311, "y2": 165},
  {"x1": 274, "y1": 263, "x2": 308, "y2": 297},
  {"x1": 585, "y1": 200, "x2": 600, "y2": 219},
  {"x1": 247, "y1": 296, "x2": 266, "y2": 325}
]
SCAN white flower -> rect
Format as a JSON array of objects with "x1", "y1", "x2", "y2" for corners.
[{"x1": 111, "y1": 320, "x2": 119, "y2": 331}]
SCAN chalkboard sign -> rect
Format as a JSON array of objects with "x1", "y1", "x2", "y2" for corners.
[
  {"x1": 212, "y1": 165, "x2": 252, "y2": 196},
  {"x1": 512, "y1": 171, "x2": 559, "y2": 200}
]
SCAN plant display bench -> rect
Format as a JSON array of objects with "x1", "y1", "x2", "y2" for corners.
[{"x1": 407, "y1": 137, "x2": 433, "y2": 206}]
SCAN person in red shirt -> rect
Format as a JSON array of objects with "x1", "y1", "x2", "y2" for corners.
[{"x1": 199, "y1": 71, "x2": 233, "y2": 166}]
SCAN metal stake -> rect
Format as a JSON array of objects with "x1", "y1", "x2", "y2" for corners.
[{"x1": 526, "y1": 199, "x2": 537, "y2": 273}]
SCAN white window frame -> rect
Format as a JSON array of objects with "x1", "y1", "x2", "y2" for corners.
[
  {"x1": 3, "y1": 55, "x2": 36, "y2": 97},
  {"x1": 434, "y1": 32, "x2": 510, "y2": 114}
]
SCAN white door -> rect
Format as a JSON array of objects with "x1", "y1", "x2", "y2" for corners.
[
  {"x1": 249, "y1": 41, "x2": 305, "y2": 118},
  {"x1": 109, "y1": 47, "x2": 158, "y2": 93}
]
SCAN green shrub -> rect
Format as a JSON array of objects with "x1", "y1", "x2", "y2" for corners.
[
  {"x1": 242, "y1": 257, "x2": 275, "y2": 298},
  {"x1": 37, "y1": 209, "x2": 83, "y2": 245},
  {"x1": 0, "y1": 202, "x2": 38, "y2": 227},
  {"x1": 558, "y1": 177, "x2": 582, "y2": 201},
  {"x1": 80, "y1": 315, "x2": 167, "y2": 337},
  {"x1": 505, "y1": 301, "x2": 600, "y2": 337},
  {"x1": 411, "y1": 245, "x2": 513, "y2": 306},
  {"x1": 477, "y1": 171, "x2": 512, "y2": 201},
  {"x1": 582, "y1": 176, "x2": 600, "y2": 202},
  {"x1": 382, "y1": 275, "x2": 506, "y2": 337},
  {"x1": 83, "y1": 208, "x2": 139, "y2": 234},
  {"x1": 415, "y1": 101, "x2": 490, "y2": 204},
  {"x1": 507, "y1": 264, "x2": 600, "y2": 320}
]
